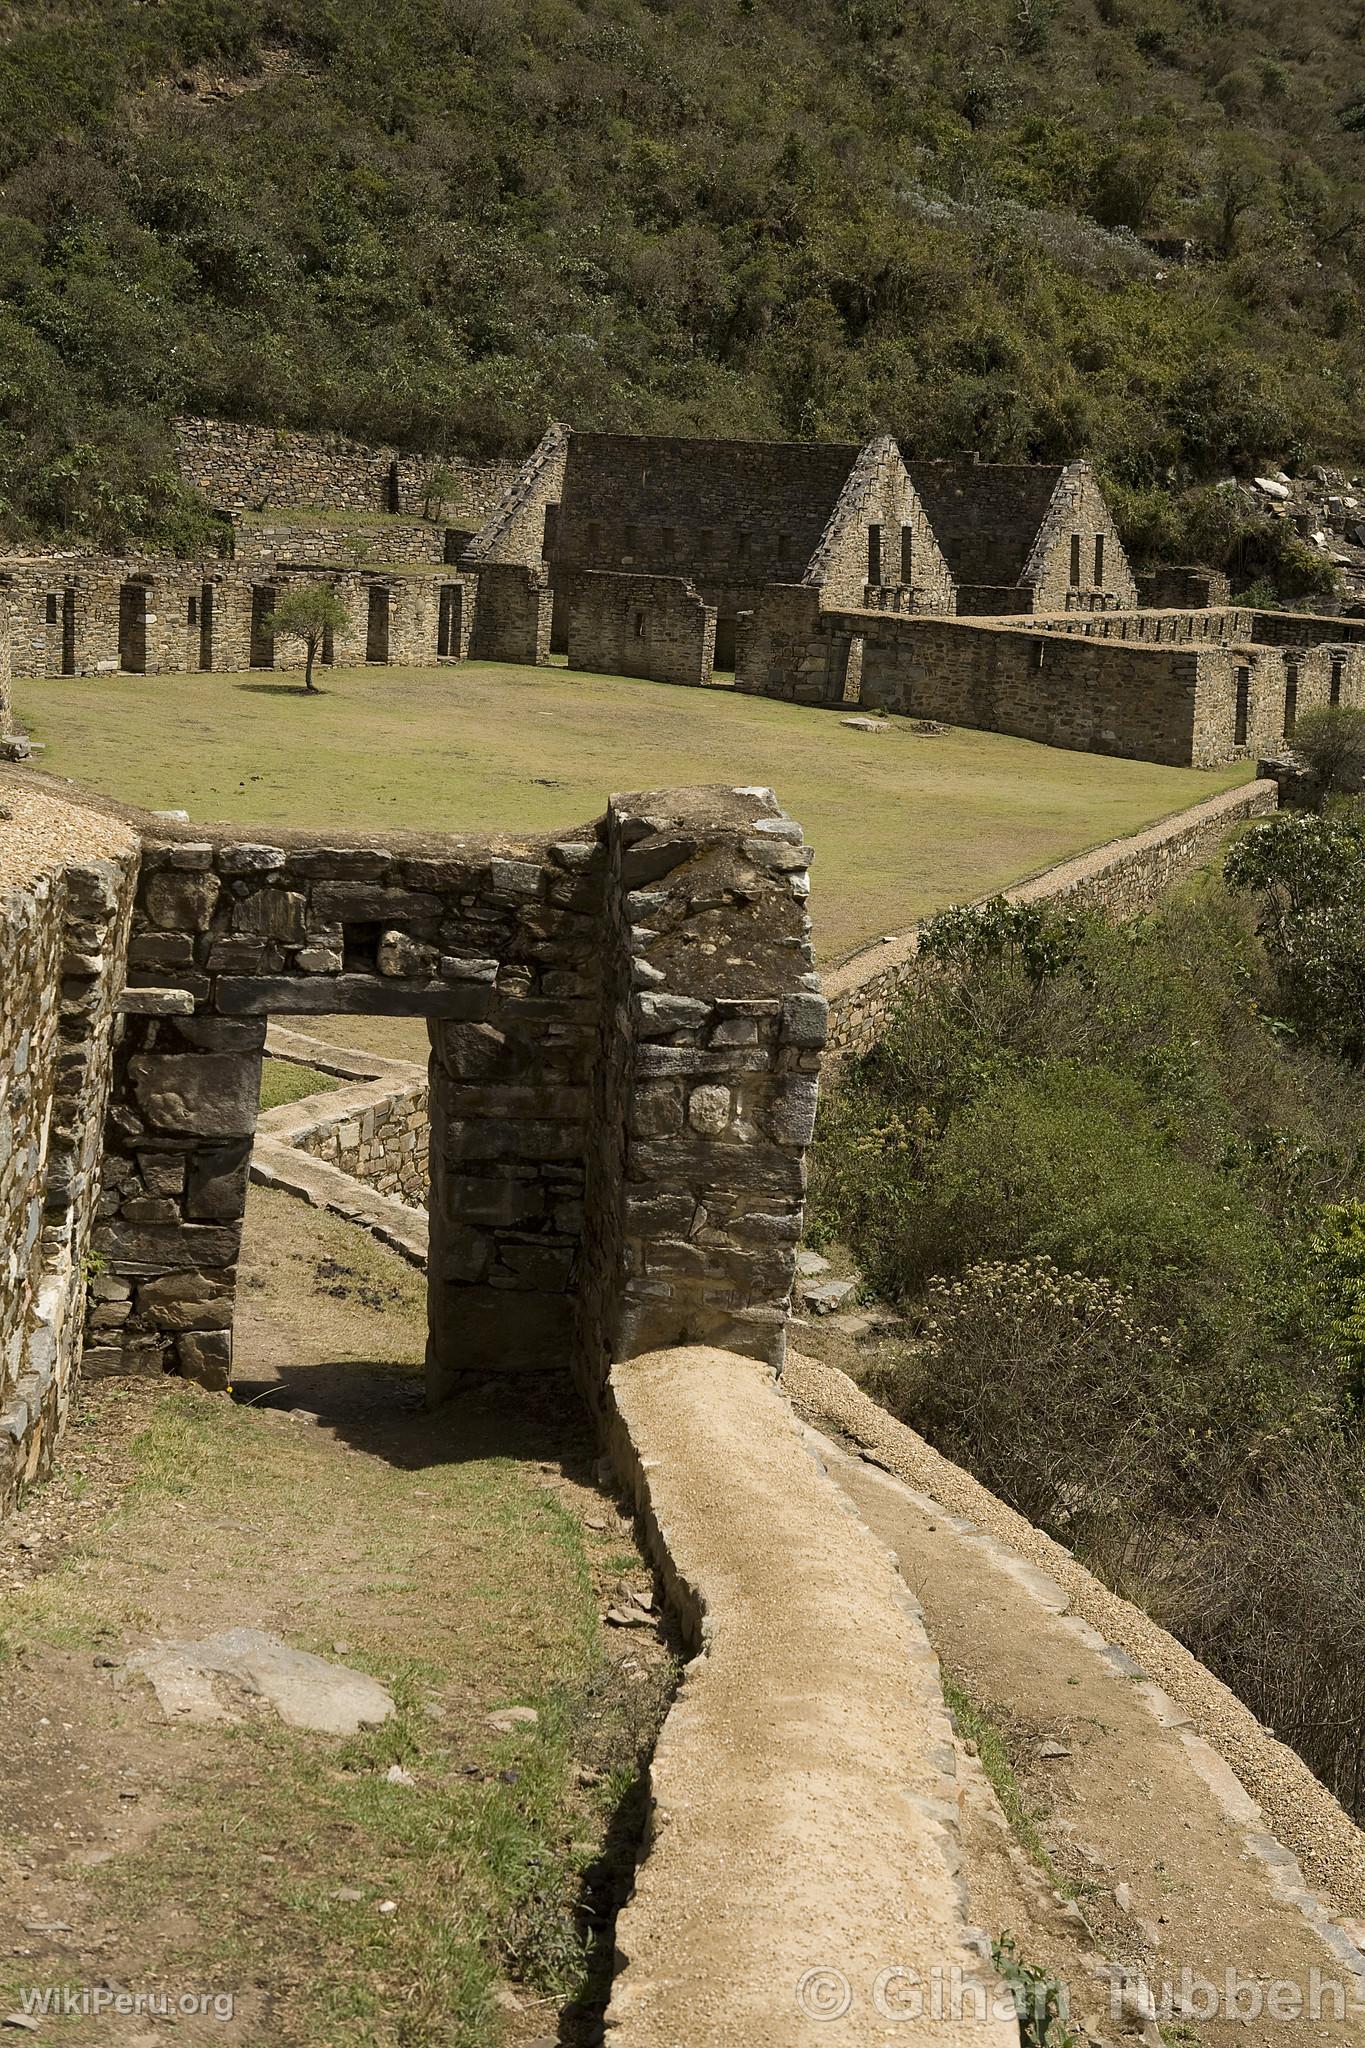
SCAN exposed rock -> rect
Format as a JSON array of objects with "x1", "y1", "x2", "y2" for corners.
[{"x1": 127, "y1": 1628, "x2": 395, "y2": 1734}]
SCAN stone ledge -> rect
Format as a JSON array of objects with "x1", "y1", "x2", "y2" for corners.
[
  {"x1": 601, "y1": 1345, "x2": 1012, "y2": 2047},
  {"x1": 250, "y1": 1137, "x2": 428, "y2": 1269}
]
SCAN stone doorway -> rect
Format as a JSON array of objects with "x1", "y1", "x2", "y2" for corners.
[
  {"x1": 91, "y1": 792, "x2": 820, "y2": 1418},
  {"x1": 437, "y1": 584, "x2": 462, "y2": 659},
  {"x1": 198, "y1": 584, "x2": 215, "y2": 671},
  {"x1": 250, "y1": 587, "x2": 276, "y2": 668},
  {"x1": 366, "y1": 587, "x2": 391, "y2": 664},
  {"x1": 118, "y1": 583, "x2": 148, "y2": 674}
]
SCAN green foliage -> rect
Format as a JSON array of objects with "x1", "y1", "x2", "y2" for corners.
[
  {"x1": 1225, "y1": 804, "x2": 1365, "y2": 1060},
  {"x1": 1291, "y1": 705, "x2": 1365, "y2": 798},
  {"x1": 1107, "y1": 479, "x2": 1343, "y2": 604},
  {"x1": 1310, "y1": 1201, "x2": 1365, "y2": 1409},
  {"x1": 992, "y1": 1935, "x2": 1081, "y2": 2048},
  {"x1": 266, "y1": 582, "x2": 351, "y2": 689},
  {"x1": 4, "y1": 0, "x2": 1365, "y2": 547},
  {"x1": 812, "y1": 884, "x2": 1365, "y2": 1511}
]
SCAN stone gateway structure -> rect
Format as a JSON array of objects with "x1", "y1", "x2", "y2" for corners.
[{"x1": 71, "y1": 782, "x2": 822, "y2": 1409}]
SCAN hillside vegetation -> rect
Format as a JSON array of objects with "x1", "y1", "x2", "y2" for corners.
[
  {"x1": 812, "y1": 804, "x2": 1365, "y2": 1819},
  {"x1": 4, "y1": 0, "x2": 1365, "y2": 554}
]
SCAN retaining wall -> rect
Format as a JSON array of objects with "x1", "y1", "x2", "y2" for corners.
[{"x1": 825, "y1": 779, "x2": 1279, "y2": 1058}]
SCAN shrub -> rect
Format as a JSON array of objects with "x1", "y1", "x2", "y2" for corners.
[
  {"x1": 1292, "y1": 705, "x2": 1365, "y2": 799},
  {"x1": 871, "y1": 1257, "x2": 1178, "y2": 1558},
  {"x1": 1225, "y1": 805, "x2": 1365, "y2": 1060},
  {"x1": 1164, "y1": 1446, "x2": 1365, "y2": 1822}
]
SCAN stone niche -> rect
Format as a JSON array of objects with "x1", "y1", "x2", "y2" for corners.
[{"x1": 91, "y1": 788, "x2": 825, "y2": 1410}]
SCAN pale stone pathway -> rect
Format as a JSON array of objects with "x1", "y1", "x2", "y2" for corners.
[{"x1": 785, "y1": 1354, "x2": 1365, "y2": 2046}]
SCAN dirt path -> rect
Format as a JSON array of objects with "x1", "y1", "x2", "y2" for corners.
[
  {"x1": 0, "y1": 1188, "x2": 672, "y2": 2047},
  {"x1": 786, "y1": 1356, "x2": 1365, "y2": 2046}
]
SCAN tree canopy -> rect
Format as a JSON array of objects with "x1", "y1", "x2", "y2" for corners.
[{"x1": 4, "y1": 0, "x2": 1365, "y2": 550}]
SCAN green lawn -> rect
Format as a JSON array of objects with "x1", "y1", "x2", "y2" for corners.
[{"x1": 16, "y1": 662, "x2": 1250, "y2": 964}]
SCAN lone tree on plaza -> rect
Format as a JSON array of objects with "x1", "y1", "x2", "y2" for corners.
[{"x1": 267, "y1": 584, "x2": 349, "y2": 693}]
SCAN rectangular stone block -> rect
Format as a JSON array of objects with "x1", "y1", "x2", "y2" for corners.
[
  {"x1": 129, "y1": 1053, "x2": 262, "y2": 1137},
  {"x1": 215, "y1": 977, "x2": 495, "y2": 1018}
]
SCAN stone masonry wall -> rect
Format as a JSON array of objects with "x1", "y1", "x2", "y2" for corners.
[
  {"x1": 1, "y1": 560, "x2": 471, "y2": 680},
  {"x1": 173, "y1": 417, "x2": 519, "y2": 522},
  {"x1": 741, "y1": 599, "x2": 1215, "y2": 763},
  {"x1": 467, "y1": 562, "x2": 554, "y2": 664},
  {"x1": 824, "y1": 780, "x2": 1278, "y2": 1058},
  {"x1": 230, "y1": 519, "x2": 449, "y2": 568},
  {"x1": 806, "y1": 435, "x2": 956, "y2": 613},
  {"x1": 293, "y1": 1077, "x2": 430, "y2": 1204},
  {"x1": 88, "y1": 787, "x2": 817, "y2": 1406},
  {"x1": 562, "y1": 570, "x2": 716, "y2": 688},
  {"x1": 1025, "y1": 463, "x2": 1138, "y2": 613},
  {"x1": 0, "y1": 781, "x2": 137, "y2": 1513},
  {"x1": 575, "y1": 788, "x2": 821, "y2": 1413}
]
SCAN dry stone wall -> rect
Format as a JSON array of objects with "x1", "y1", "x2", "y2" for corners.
[
  {"x1": 0, "y1": 782, "x2": 137, "y2": 1513},
  {"x1": 562, "y1": 570, "x2": 716, "y2": 688},
  {"x1": 173, "y1": 417, "x2": 519, "y2": 522},
  {"x1": 82, "y1": 786, "x2": 817, "y2": 1406},
  {"x1": 575, "y1": 788, "x2": 821, "y2": 1406},
  {"x1": 230, "y1": 519, "x2": 449, "y2": 568}
]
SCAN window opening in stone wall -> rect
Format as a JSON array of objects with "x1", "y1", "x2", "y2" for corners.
[
  {"x1": 366, "y1": 585, "x2": 391, "y2": 664},
  {"x1": 60, "y1": 590, "x2": 76, "y2": 676},
  {"x1": 437, "y1": 584, "x2": 462, "y2": 659},
  {"x1": 699, "y1": 528, "x2": 713, "y2": 556},
  {"x1": 1094, "y1": 533, "x2": 1105, "y2": 585},
  {"x1": 199, "y1": 585, "x2": 214, "y2": 671},
  {"x1": 900, "y1": 525, "x2": 914, "y2": 584},
  {"x1": 737, "y1": 531, "x2": 750, "y2": 561},
  {"x1": 250, "y1": 586, "x2": 276, "y2": 669},
  {"x1": 118, "y1": 583, "x2": 148, "y2": 674},
  {"x1": 777, "y1": 534, "x2": 791, "y2": 563},
  {"x1": 1069, "y1": 534, "x2": 1082, "y2": 587},
  {"x1": 623, "y1": 523, "x2": 637, "y2": 558},
  {"x1": 1235, "y1": 667, "x2": 1250, "y2": 747},
  {"x1": 1331, "y1": 657, "x2": 1344, "y2": 707},
  {"x1": 188, "y1": 595, "x2": 198, "y2": 628},
  {"x1": 1284, "y1": 663, "x2": 1298, "y2": 740},
  {"x1": 633, "y1": 611, "x2": 646, "y2": 639},
  {"x1": 866, "y1": 524, "x2": 882, "y2": 586},
  {"x1": 45, "y1": 592, "x2": 58, "y2": 625},
  {"x1": 541, "y1": 503, "x2": 558, "y2": 559},
  {"x1": 660, "y1": 527, "x2": 675, "y2": 555}
]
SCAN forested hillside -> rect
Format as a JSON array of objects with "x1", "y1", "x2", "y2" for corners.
[{"x1": 4, "y1": 0, "x2": 1365, "y2": 553}]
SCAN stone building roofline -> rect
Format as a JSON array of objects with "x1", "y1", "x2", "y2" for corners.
[{"x1": 900, "y1": 454, "x2": 1084, "y2": 590}]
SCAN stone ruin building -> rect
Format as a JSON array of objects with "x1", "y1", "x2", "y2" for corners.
[{"x1": 3, "y1": 413, "x2": 1365, "y2": 770}]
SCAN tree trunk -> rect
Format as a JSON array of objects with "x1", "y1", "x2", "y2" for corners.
[{"x1": 304, "y1": 638, "x2": 318, "y2": 692}]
